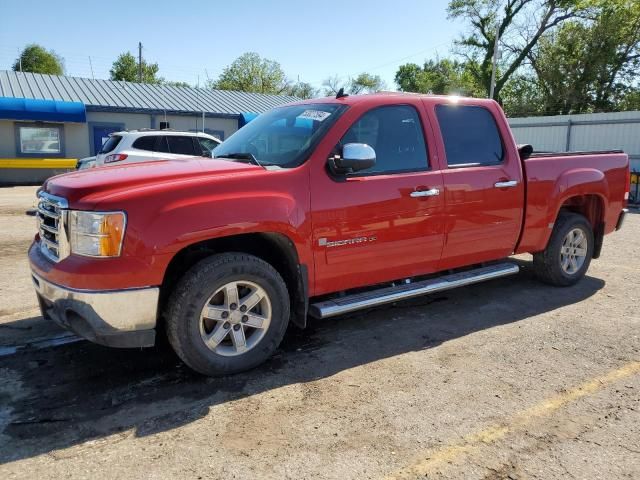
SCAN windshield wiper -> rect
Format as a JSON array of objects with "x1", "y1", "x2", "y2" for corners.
[{"x1": 217, "y1": 152, "x2": 266, "y2": 169}]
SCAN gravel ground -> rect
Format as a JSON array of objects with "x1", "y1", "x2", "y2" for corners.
[{"x1": 0, "y1": 186, "x2": 638, "y2": 479}]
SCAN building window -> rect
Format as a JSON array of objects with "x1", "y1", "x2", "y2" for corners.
[{"x1": 16, "y1": 124, "x2": 64, "y2": 156}]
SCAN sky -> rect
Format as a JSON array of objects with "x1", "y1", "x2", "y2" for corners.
[{"x1": 0, "y1": 0, "x2": 465, "y2": 91}]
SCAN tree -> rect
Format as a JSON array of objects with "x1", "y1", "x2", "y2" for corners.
[
  {"x1": 164, "y1": 81, "x2": 191, "y2": 88},
  {"x1": 211, "y1": 52, "x2": 289, "y2": 94},
  {"x1": 110, "y1": 52, "x2": 160, "y2": 83},
  {"x1": 349, "y1": 73, "x2": 387, "y2": 94},
  {"x1": 448, "y1": 0, "x2": 587, "y2": 99},
  {"x1": 12, "y1": 44, "x2": 64, "y2": 75},
  {"x1": 395, "y1": 59, "x2": 484, "y2": 96},
  {"x1": 286, "y1": 81, "x2": 318, "y2": 99},
  {"x1": 527, "y1": 1, "x2": 640, "y2": 114},
  {"x1": 322, "y1": 73, "x2": 386, "y2": 96}
]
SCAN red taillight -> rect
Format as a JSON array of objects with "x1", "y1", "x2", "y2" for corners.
[
  {"x1": 624, "y1": 166, "x2": 630, "y2": 204},
  {"x1": 104, "y1": 153, "x2": 128, "y2": 163}
]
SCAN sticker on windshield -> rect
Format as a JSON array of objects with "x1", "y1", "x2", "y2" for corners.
[{"x1": 297, "y1": 109, "x2": 331, "y2": 122}]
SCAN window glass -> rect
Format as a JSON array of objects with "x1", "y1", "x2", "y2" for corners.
[
  {"x1": 198, "y1": 137, "x2": 219, "y2": 155},
  {"x1": 132, "y1": 136, "x2": 158, "y2": 152},
  {"x1": 436, "y1": 105, "x2": 504, "y2": 166},
  {"x1": 213, "y1": 104, "x2": 345, "y2": 168},
  {"x1": 100, "y1": 135, "x2": 122, "y2": 153},
  {"x1": 341, "y1": 105, "x2": 428, "y2": 174},
  {"x1": 155, "y1": 136, "x2": 171, "y2": 153},
  {"x1": 167, "y1": 136, "x2": 196, "y2": 155},
  {"x1": 19, "y1": 126, "x2": 61, "y2": 154}
]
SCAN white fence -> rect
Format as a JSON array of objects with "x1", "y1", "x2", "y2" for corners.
[{"x1": 508, "y1": 111, "x2": 640, "y2": 173}]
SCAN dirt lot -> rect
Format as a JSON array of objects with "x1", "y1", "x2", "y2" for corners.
[{"x1": 0, "y1": 185, "x2": 638, "y2": 479}]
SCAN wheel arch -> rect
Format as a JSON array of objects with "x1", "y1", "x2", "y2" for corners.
[{"x1": 158, "y1": 232, "x2": 309, "y2": 330}]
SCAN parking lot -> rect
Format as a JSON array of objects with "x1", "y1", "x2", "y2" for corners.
[{"x1": 0, "y1": 185, "x2": 638, "y2": 479}]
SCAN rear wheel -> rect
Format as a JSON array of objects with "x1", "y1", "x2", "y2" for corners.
[
  {"x1": 533, "y1": 212, "x2": 594, "y2": 286},
  {"x1": 166, "y1": 253, "x2": 290, "y2": 376}
]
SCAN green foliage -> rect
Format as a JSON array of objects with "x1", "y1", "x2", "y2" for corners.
[
  {"x1": 12, "y1": 44, "x2": 64, "y2": 75},
  {"x1": 395, "y1": 59, "x2": 484, "y2": 96},
  {"x1": 211, "y1": 52, "x2": 289, "y2": 94},
  {"x1": 286, "y1": 81, "x2": 318, "y2": 99},
  {"x1": 528, "y1": 1, "x2": 640, "y2": 114},
  {"x1": 110, "y1": 52, "x2": 161, "y2": 83},
  {"x1": 164, "y1": 81, "x2": 191, "y2": 88},
  {"x1": 322, "y1": 73, "x2": 386, "y2": 96},
  {"x1": 448, "y1": 0, "x2": 586, "y2": 99}
]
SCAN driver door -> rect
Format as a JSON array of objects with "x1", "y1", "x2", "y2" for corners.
[{"x1": 310, "y1": 103, "x2": 445, "y2": 295}]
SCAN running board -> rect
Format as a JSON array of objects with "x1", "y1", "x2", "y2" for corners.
[{"x1": 309, "y1": 262, "x2": 519, "y2": 319}]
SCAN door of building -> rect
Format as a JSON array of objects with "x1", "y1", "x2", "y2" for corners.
[{"x1": 92, "y1": 124, "x2": 124, "y2": 155}]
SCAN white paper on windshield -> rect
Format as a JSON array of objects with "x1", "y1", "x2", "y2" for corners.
[{"x1": 297, "y1": 110, "x2": 331, "y2": 122}]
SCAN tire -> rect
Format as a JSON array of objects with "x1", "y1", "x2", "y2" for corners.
[
  {"x1": 166, "y1": 253, "x2": 290, "y2": 376},
  {"x1": 533, "y1": 212, "x2": 594, "y2": 286}
]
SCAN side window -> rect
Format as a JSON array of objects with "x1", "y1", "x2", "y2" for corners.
[
  {"x1": 167, "y1": 136, "x2": 196, "y2": 155},
  {"x1": 341, "y1": 105, "x2": 428, "y2": 174},
  {"x1": 155, "y1": 136, "x2": 170, "y2": 154},
  {"x1": 436, "y1": 105, "x2": 504, "y2": 167},
  {"x1": 198, "y1": 137, "x2": 219, "y2": 155},
  {"x1": 132, "y1": 136, "x2": 158, "y2": 152}
]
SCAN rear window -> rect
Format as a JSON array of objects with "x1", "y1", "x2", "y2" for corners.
[
  {"x1": 167, "y1": 136, "x2": 197, "y2": 155},
  {"x1": 132, "y1": 136, "x2": 158, "y2": 151},
  {"x1": 99, "y1": 135, "x2": 122, "y2": 154},
  {"x1": 436, "y1": 105, "x2": 504, "y2": 167}
]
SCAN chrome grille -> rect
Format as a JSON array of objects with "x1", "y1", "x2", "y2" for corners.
[{"x1": 37, "y1": 192, "x2": 70, "y2": 263}]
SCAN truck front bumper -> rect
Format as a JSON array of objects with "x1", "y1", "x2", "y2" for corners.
[{"x1": 31, "y1": 271, "x2": 158, "y2": 348}]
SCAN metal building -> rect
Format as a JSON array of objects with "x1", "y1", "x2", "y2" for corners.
[
  {"x1": 508, "y1": 110, "x2": 640, "y2": 174},
  {"x1": 0, "y1": 71, "x2": 297, "y2": 184}
]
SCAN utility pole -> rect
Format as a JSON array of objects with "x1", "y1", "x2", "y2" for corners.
[
  {"x1": 489, "y1": 21, "x2": 500, "y2": 100},
  {"x1": 138, "y1": 42, "x2": 143, "y2": 83},
  {"x1": 88, "y1": 56, "x2": 95, "y2": 79}
]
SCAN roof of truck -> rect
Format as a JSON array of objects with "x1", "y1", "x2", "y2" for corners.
[{"x1": 290, "y1": 92, "x2": 498, "y2": 109}]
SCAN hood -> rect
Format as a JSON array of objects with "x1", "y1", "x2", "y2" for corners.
[{"x1": 44, "y1": 157, "x2": 261, "y2": 206}]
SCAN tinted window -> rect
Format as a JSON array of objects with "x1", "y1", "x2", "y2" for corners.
[
  {"x1": 167, "y1": 136, "x2": 196, "y2": 155},
  {"x1": 155, "y1": 136, "x2": 170, "y2": 153},
  {"x1": 436, "y1": 105, "x2": 504, "y2": 166},
  {"x1": 132, "y1": 136, "x2": 158, "y2": 151},
  {"x1": 341, "y1": 105, "x2": 428, "y2": 174},
  {"x1": 99, "y1": 135, "x2": 122, "y2": 154}
]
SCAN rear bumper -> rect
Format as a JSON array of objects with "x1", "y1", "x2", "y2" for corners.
[
  {"x1": 616, "y1": 208, "x2": 628, "y2": 230},
  {"x1": 31, "y1": 271, "x2": 158, "y2": 348}
]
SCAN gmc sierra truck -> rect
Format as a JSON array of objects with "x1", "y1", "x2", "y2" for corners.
[{"x1": 29, "y1": 93, "x2": 630, "y2": 376}]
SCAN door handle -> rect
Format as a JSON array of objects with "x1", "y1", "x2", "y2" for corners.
[
  {"x1": 494, "y1": 180, "x2": 518, "y2": 188},
  {"x1": 410, "y1": 188, "x2": 440, "y2": 198}
]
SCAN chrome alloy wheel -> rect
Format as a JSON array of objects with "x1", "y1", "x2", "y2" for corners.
[
  {"x1": 199, "y1": 281, "x2": 272, "y2": 356},
  {"x1": 560, "y1": 227, "x2": 588, "y2": 275}
]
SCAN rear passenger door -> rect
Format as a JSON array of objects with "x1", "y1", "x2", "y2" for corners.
[{"x1": 427, "y1": 101, "x2": 524, "y2": 269}]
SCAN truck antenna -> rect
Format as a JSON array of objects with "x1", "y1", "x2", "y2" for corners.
[{"x1": 336, "y1": 88, "x2": 349, "y2": 99}]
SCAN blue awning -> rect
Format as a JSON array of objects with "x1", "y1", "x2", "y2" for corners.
[
  {"x1": 238, "y1": 112, "x2": 259, "y2": 128},
  {"x1": 0, "y1": 97, "x2": 86, "y2": 123}
]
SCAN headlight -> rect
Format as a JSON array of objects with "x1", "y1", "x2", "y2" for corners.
[{"x1": 68, "y1": 211, "x2": 126, "y2": 257}]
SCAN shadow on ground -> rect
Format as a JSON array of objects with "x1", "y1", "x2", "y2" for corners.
[{"x1": 0, "y1": 260, "x2": 605, "y2": 464}]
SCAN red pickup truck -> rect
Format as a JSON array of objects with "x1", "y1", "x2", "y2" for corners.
[{"x1": 30, "y1": 93, "x2": 630, "y2": 376}]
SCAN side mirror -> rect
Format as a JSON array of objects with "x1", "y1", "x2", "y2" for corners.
[
  {"x1": 517, "y1": 144, "x2": 533, "y2": 160},
  {"x1": 201, "y1": 150, "x2": 212, "y2": 158},
  {"x1": 329, "y1": 143, "x2": 376, "y2": 175}
]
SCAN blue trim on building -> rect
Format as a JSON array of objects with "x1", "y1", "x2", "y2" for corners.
[{"x1": 0, "y1": 97, "x2": 86, "y2": 123}]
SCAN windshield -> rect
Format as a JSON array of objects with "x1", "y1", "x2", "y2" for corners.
[{"x1": 213, "y1": 104, "x2": 346, "y2": 168}]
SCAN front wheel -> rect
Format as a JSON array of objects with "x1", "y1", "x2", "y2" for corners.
[
  {"x1": 166, "y1": 253, "x2": 290, "y2": 376},
  {"x1": 533, "y1": 212, "x2": 594, "y2": 286}
]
